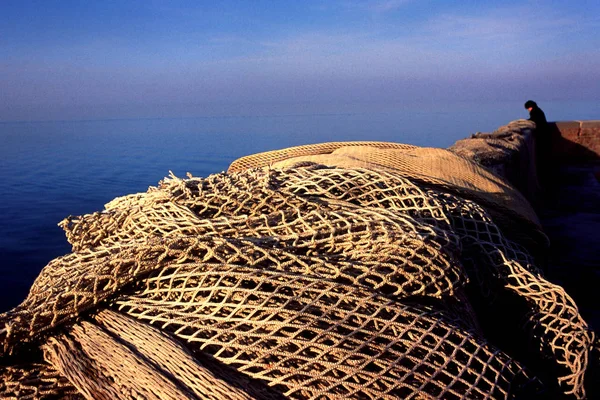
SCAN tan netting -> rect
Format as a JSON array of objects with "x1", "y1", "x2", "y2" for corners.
[
  {"x1": 229, "y1": 142, "x2": 547, "y2": 252},
  {"x1": 0, "y1": 143, "x2": 596, "y2": 399},
  {"x1": 227, "y1": 141, "x2": 418, "y2": 173},
  {"x1": 42, "y1": 309, "x2": 270, "y2": 400},
  {"x1": 0, "y1": 363, "x2": 80, "y2": 399}
]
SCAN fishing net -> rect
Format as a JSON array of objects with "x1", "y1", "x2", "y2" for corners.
[{"x1": 0, "y1": 142, "x2": 596, "y2": 399}]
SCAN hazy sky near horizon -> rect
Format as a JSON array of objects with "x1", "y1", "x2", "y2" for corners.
[{"x1": 1, "y1": 0, "x2": 599, "y2": 121}]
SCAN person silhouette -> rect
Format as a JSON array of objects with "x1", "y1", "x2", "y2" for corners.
[
  {"x1": 524, "y1": 100, "x2": 547, "y2": 129},
  {"x1": 524, "y1": 100, "x2": 550, "y2": 187}
]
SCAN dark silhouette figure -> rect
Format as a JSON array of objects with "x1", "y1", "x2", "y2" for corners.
[
  {"x1": 525, "y1": 100, "x2": 550, "y2": 188},
  {"x1": 524, "y1": 100, "x2": 547, "y2": 129}
]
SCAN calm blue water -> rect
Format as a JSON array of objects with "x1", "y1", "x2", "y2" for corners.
[{"x1": 0, "y1": 100, "x2": 597, "y2": 311}]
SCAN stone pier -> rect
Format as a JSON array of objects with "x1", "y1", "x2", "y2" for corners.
[
  {"x1": 450, "y1": 119, "x2": 600, "y2": 330},
  {"x1": 449, "y1": 119, "x2": 600, "y2": 397}
]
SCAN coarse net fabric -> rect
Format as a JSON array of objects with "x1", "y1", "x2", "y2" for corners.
[{"x1": 0, "y1": 143, "x2": 596, "y2": 399}]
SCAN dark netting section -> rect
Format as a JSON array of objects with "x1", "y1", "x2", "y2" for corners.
[
  {"x1": 0, "y1": 160, "x2": 595, "y2": 399},
  {"x1": 0, "y1": 363, "x2": 80, "y2": 399}
]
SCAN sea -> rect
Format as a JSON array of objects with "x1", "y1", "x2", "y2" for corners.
[{"x1": 0, "y1": 100, "x2": 597, "y2": 311}]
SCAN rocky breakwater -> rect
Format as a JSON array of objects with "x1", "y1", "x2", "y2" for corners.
[
  {"x1": 551, "y1": 120, "x2": 600, "y2": 162},
  {"x1": 541, "y1": 121, "x2": 600, "y2": 332},
  {"x1": 449, "y1": 118, "x2": 600, "y2": 397}
]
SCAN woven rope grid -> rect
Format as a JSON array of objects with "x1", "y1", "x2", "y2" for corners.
[
  {"x1": 269, "y1": 166, "x2": 594, "y2": 397},
  {"x1": 228, "y1": 143, "x2": 547, "y2": 252},
  {"x1": 1, "y1": 364, "x2": 79, "y2": 399},
  {"x1": 227, "y1": 141, "x2": 418, "y2": 174},
  {"x1": 0, "y1": 164, "x2": 594, "y2": 399},
  {"x1": 42, "y1": 309, "x2": 267, "y2": 400}
]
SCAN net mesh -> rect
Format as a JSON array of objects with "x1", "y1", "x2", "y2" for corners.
[
  {"x1": 0, "y1": 363, "x2": 80, "y2": 400},
  {"x1": 0, "y1": 143, "x2": 596, "y2": 399}
]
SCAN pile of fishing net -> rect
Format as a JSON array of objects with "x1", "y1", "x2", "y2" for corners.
[{"x1": 1, "y1": 142, "x2": 597, "y2": 399}]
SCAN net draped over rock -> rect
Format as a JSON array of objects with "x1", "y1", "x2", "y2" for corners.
[{"x1": 0, "y1": 142, "x2": 596, "y2": 399}]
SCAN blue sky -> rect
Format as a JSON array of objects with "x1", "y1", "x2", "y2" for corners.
[{"x1": 1, "y1": 0, "x2": 599, "y2": 121}]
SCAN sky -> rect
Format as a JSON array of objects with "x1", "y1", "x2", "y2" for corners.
[{"x1": 1, "y1": 0, "x2": 599, "y2": 121}]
